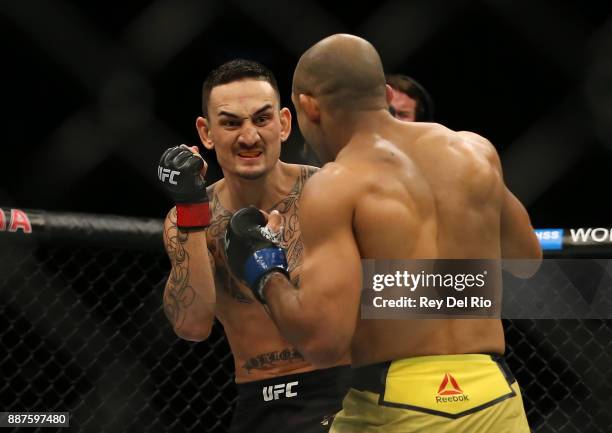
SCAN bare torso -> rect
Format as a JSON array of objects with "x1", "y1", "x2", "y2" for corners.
[
  {"x1": 206, "y1": 164, "x2": 327, "y2": 382},
  {"x1": 335, "y1": 121, "x2": 506, "y2": 366}
]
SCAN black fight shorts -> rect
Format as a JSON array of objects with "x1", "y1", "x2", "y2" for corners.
[{"x1": 229, "y1": 366, "x2": 351, "y2": 433}]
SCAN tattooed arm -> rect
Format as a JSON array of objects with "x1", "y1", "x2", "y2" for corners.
[{"x1": 163, "y1": 207, "x2": 216, "y2": 341}]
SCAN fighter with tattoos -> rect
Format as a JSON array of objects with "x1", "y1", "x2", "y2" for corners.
[{"x1": 157, "y1": 60, "x2": 349, "y2": 433}]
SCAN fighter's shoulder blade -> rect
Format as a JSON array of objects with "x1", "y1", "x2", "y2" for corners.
[
  {"x1": 420, "y1": 128, "x2": 500, "y2": 172},
  {"x1": 455, "y1": 129, "x2": 496, "y2": 152},
  {"x1": 300, "y1": 162, "x2": 361, "y2": 210}
]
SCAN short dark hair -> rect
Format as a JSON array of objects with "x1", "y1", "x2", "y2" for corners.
[
  {"x1": 385, "y1": 74, "x2": 434, "y2": 121},
  {"x1": 201, "y1": 59, "x2": 280, "y2": 116}
]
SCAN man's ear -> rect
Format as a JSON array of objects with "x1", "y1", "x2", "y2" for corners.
[
  {"x1": 298, "y1": 94, "x2": 320, "y2": 123},
  {"x1": 385, "y1": 84, "x2": 394, "y2": 106},
  {"x1": 196, "y1": 116, "x2": 214, "y2": 150},
  {"x1": 279, "y1": 107, "x2": 292, "y2": 142}
]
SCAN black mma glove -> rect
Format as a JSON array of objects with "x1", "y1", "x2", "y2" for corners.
[
  {"x1": 158, "y1": 145, "x2": 210, "y2": 229},
  {"x1": 224, "y1": 206, "x2": 289, "y2": 303}
]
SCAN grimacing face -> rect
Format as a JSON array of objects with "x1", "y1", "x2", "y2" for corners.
[{"x1": 200, "y1": 79, "x2": 291, "y2": 180}]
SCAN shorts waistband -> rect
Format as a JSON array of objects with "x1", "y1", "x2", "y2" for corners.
[
  {"x1": 350, "y1": 354, "x2": 515, "y2": 395},
  {"x1": 236, "y1": 365, "x2": 351, "y2": 400}
]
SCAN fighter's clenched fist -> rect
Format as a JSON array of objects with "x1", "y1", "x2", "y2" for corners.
[
  {"x1": 158, "y1": 144, "x2": 210, "y2": 229},
  {"x1": 225, "y1": 207, "x2": 289, "y2": 303}
]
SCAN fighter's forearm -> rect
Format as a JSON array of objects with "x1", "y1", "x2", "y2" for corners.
[
  {"x1": 163, "y1": 222, "x2": 216, "y2": 341},
  {"x1": 500, "y1": 190, "x2": 543, "y2": 278},
  {"x1": 262, "y1": 272, "x2": 347, "y2": 366}
]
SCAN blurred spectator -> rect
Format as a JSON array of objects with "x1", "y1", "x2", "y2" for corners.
[{"x1": 386, "y1": 74, "x2": 434, "y2": 122}]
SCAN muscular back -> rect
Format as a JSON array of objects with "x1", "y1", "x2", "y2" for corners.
[
  {"x1": 336, "y1": 122, "x2": 507, "y2": 365},
  {"x1": 352, "y1": 123, "x2": 504, "y2": 259}
]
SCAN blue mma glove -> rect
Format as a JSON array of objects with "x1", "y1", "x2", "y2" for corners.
[{"x1": 224, "y1": 206, "x2": 289, "y2": 303}]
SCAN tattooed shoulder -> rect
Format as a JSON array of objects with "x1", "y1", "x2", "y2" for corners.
[{"x1": 302, "y1": 165, "x2": 319, "y2": 181}]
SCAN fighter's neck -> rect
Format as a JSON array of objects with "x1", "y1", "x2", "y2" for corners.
[
  {"x1": 331, "y1": 109, "x2": 397, "y2": 158},
  {"x1": 220, "y1": 162, "x2": 294, "y2": 211}
]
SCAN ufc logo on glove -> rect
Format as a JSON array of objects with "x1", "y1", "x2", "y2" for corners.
[
  {"x1": 262, "y1": 381, "x2": 298, "y2": 401},
  {"x1": 158, "y1": 166, "x2": 180, "y2": 185}
]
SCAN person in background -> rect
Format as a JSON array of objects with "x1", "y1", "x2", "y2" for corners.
[{"x1": 386, "y1": 73, "x2": 434, "y2": 122}]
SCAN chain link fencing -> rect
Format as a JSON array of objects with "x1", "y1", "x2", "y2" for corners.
[{"x1": 1, "y1": 208, "x2": 610, "y2": 432}]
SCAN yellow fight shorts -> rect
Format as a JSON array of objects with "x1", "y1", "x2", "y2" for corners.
[{"x1": 330, "y1": 354, "x2": 530, "y2": 433}]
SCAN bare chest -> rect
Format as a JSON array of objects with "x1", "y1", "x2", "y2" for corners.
[{"x1": 206, "y1": 191, "x2": 305, "y2": 305}]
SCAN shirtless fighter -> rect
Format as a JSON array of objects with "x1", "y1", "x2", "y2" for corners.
[
  {"x1": 224, "y1": 37, "x2": 542, "y2": 432},
  {"x1": 157, "y1": 59, "x2": 349, "y2": 433}
]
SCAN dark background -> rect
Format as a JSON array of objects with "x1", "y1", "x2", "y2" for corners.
[
  {"x1": 2, "y1": 0, "x2": 612, "y2": 225},
  {"x1": 1, "y1": 3, "x2": 612, "y2": 432}
]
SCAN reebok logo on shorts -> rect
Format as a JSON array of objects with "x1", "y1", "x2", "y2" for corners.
[
  {"x1": 436, "y1": 373, "x2": 470, "y2": 403},
  {"x1": 262, "y1": 381, "x2": 298, "y2": 401}
]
